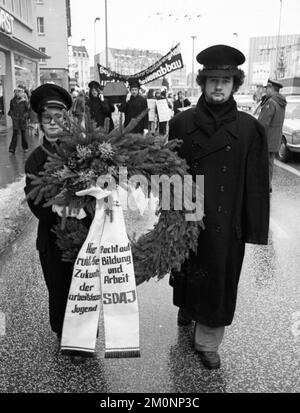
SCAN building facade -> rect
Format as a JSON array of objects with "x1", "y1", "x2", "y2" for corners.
[
  {"x1": 0, "y1": 0, "x2": 47, "y2": 127},
  {"x1": 36, "y1": 0, "x2": 70, "y2": 89},
  {"x1": 248, "y1": 34, "x2": 300, "y2": 92},
  {"x1": 68, "y1": 45, "x2": 90, "y2": 90}
]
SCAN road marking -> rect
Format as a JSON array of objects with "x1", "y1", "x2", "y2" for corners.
[
  {"x1": 0, "y1": 311, "x2": 5, "y2": 337},
  {"x1": 269, "y1": 217, "x2": 289, "y2": 240},
  {"x1": 275, "y1": 160, "x2": 300, "y2": 178}
]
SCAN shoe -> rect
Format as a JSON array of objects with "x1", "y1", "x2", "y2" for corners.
[
  {"x1": 197, "y1": 351, "x2": 221, "y2": 370},
  {"x1": 177, "y1": 308, "x2": 193, "y2": 326},
  {"x1": 70, "y1": 355, "x2": 87, "y2": 365}
]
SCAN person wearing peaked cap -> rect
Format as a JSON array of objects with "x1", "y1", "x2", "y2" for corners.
[
  {"x1": 86, "y1": 80, "x2": 115, "y2": 132},
  {"x1": 264, "y1": 78, "x2": 283, "y2": 89},
  {"x1": 258, "y1": 78, "x2": 287, "y2": 191},
  {"x1": 168, "y1": 44, "x2": 270, "y2": 370},
  {"x1": 24, "y1": 83, "x2": 91, "y2": 344},
  {"x1": 118, "y1": 78, "x2": 149, "y2": 134}
]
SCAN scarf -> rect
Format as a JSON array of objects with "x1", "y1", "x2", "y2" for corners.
[{"x1": 194, "y1": 94, "x2": 237, "y2": 138}]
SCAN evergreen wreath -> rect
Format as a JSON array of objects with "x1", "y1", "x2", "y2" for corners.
[{"x1": 26, "y1": 108, "x2": 204, "y2": 286}]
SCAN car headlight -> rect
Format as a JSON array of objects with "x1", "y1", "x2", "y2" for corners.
[{"x1": 292, "y1": 131, "x2": 300, "y2": 144}]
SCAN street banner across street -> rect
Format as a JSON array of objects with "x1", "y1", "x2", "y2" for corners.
[{"x1": 97, "y1": 43, "x2": 184, "y2": 85}]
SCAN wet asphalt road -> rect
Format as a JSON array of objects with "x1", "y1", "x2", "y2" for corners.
[{"x1": 0, "y1": 165, "x2": 299, "y2": 394}]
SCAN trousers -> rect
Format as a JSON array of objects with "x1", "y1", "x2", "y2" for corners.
[
  {"x1": 194, "y1": 323, "x2": 225, "y2": 352},
  {"x1": 9, "y1": 129, "x2": 28, "y2": 152}
]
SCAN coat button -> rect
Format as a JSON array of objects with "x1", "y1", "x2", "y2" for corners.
[
  {"x1": 225, "y1": 145, "x2": 231, "y2": 152},
  {"x1": 222, "y1": 166, "x2": 228, "y2": 173},
  {"x1": 216, "y1": 225, "x2": 221, "y2": 233},
  {"x1": 220, "y1": 186, "x2": 225, "y2": 192}
]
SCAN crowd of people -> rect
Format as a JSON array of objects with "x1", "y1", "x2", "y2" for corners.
[
  {"x1": 69, "y1": 81, "x2": 192, "y2": 136},
  {"x1": 7, "y1": 78, "x2": 194, "y2": 156}
]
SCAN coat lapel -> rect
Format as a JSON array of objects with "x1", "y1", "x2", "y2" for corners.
[{"x1": 186, "y1": 112, "x2": 239, "y2": 160}]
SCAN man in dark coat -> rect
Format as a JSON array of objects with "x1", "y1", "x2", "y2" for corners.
[
  {"x1": 24, "y1": 84, "x2": 91, "y2": 341},
  {"x1": 119, "y1": 79, "x2": 149, "y2": 134},
  {"x1": 86, "y1": 81, "x2": 115, "y2": 132},
  {"x1": 258, "y1": 78, "x2": 287, "y2": 193},
  {"x1": 169, "y1": 45, "x2": 270, "y2": 369},
  {"x1": 8, "y1": 88, "x2": 30, "y2": 154}
]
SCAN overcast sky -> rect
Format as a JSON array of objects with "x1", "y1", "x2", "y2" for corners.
[{"x1": 70, "y1": 0, "x2": 300, "y2": 73}]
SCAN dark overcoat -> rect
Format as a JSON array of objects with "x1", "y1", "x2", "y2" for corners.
[
  {"x1": 169, "y1": 96, "x2": 270, "y2": 327},
  {"x1": 8, "y1": 97, "x2": 29, "y2": 130},
  {"x1": 120, "y1": 95, "x2": 149, "y2": 133},
  {"x1": 24, "y1": 139, "x2": 91, "y2": 336},
  {"x1": 258, "y1": 93, "x2": 287, "y2": 152},
  {"x1": 86, "y1": 96, "x2": 115, "y2": 132}
]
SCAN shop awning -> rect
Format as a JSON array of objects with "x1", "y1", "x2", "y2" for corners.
[{"x1": 0, "y1": 32, "x2": 49, "y2": 60}]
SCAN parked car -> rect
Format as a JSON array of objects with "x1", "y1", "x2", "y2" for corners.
[
  {"x1": 234, "y1": 94, "x2": 255, "y2": 112},
  {"x1": 278, "y1": 95, "x2": 300, "y2": 162}
]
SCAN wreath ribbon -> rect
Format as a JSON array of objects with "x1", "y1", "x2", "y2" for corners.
[{"x1": 60, "y1": 187, "x2": 140, "y2": 358}]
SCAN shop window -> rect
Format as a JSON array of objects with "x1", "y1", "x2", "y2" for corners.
[
  {"x1": 37, "y1": 17, "x2": 44, "y2": 34},
  {"x1": 14, "y1": 53, "x2": 38, "y2": 92}
]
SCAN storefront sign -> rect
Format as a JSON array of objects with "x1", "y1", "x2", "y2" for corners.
[{"x1": 0, "y1": 8, "x2": 14, "y2": 35}]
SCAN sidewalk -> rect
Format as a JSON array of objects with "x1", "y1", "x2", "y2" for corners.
[{"x1": 0, "y1": 127, "x2": 40, "y2": 254}]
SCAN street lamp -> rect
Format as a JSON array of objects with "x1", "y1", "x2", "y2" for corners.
[
  {"x1": 94, "y1": 17, "x2": 100, "y2": 59},
  {"x1": 233, "y1": 33, "x2": 239, "y2": 48},
  {"x1": 275, "y1": 0, "x2": 283, "y2": 79},
  {"x1": 191, "y1": 35, "x2": 197, "y2": 97},
  {"x1": 105, "y1": 0, "x2": 109, "y2": 67}
]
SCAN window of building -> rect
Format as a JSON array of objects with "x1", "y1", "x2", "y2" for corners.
[
  {"x1": 37, "y1": 17, "x2": 44, "y2": 34},
  {"x1": 39, "y1": 47, "x2": 46, "y2": 63}
]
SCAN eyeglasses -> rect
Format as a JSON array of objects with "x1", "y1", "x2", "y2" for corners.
[{"x1": 41, "y1": 113, "x2": 65, "y2": 124}]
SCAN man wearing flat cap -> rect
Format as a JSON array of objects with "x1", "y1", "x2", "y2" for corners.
[
  {"x1": 258, "y1": 78, "x2": 287, "y2": 193},
  {"x1": 169, "y1": 45, "x2": 270, "y2": 369},
  {"x1": 118, "y1": 79, "x2": 149, "y2": 134},
  {"x1": 24, "y1": 84, "x2": 91, "y2": 342}
]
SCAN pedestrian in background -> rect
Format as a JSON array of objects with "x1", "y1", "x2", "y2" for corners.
[
  {"x1": 86, "y1": 81, "x2": 115, "y2": 132},
  {"x1": 169, "y1": 45, "x2": 270, "y2": 370},
  {"x1": 8, "y1": 88, "x2": 30, "y2": 154},
  {"x1": 118, "y1": 79, "x2": 149, "y2": 134},
  {"x1": 72, "y1": 90, "x2": 86, "y2": 126},
  {"x1": 24, "y1": 84, "x2": 91, "y2": 342},
  {"x1": 155, "y1": 89, "x2": 172, "y2": 135},
  {"x1": 173, "y1": 91, "x2": 191, "y2": 115},
  {"x1": 258, "y1": 79, "x2": 287, "y2": 193}
]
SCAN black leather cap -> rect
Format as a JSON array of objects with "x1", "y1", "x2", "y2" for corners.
[
  {"x1": 30, "y1": 84, "x2": 72, "y2": 113},
  {"x1": 196, "y1": 44, "x2": 245, "y2": 76}
]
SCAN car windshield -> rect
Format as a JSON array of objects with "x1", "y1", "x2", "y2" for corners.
[{"x1": 285, "y1": 102, "x2": 300, "y2": 119}]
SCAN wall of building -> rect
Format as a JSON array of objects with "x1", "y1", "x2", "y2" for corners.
[
  {"x1": 68, "y1": 45, "x2": 90, "y2": 90},
  {"x1": 248, "y1": 34, "x2": 300, "y2": 87},
  {"x1": 0, "y1": 0, "x2": 42, "y2": 128},
  {"x1": 36, "y1": 0, "x2": 69, "y2": 89}
]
